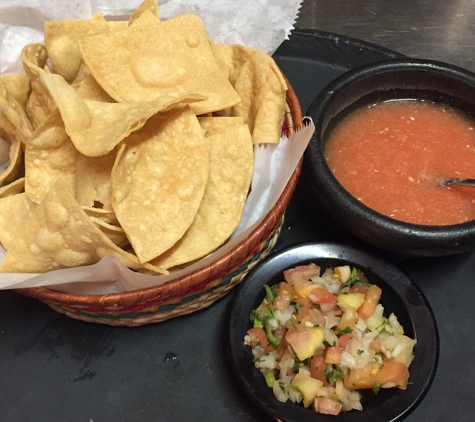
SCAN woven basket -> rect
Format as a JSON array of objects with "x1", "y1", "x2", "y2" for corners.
[{"x1": 17, "y1": 77, "x2": 304, "y2": 326}]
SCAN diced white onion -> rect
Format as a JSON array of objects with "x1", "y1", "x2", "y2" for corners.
[
  {"x1": 325, "y1": 312, "x2": 340, "y2": 329},
  {"x1": 255, "y1": 353, "x2": 278, "y2": 370}
]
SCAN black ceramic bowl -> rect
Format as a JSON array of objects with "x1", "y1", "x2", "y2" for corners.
[
  {"x1": 305, "y1": 58, "x2": 475, "y2": 257},
  {"x1": 229, "y1": 242, "x2": 439, "y2": 422}
]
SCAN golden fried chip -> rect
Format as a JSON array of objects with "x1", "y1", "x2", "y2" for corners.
[
  {"x1": 0, "y1": 112, "x2": 16, "y2": 141},
  {"x1": 198, "y1": 116, "x2": 244, "y2": 136},
  {"x1": 24, "y1": 110, "x2": 78, "y2": 203},
  {"x1": 210, "y1": 43, "x2": 257, "y2": 85},
  {"x1": 44, "y1": 19, "x2": 128, "y2": 83},
  {"x1": 129, "y1": 0, "x2": 159, "y2": 26},
  {"x1": 217, "y1": 50, "x2": 287, "y2": 144},
  {"x1": 75, "y1": 147, "x2": 117, "y2": 208},
  {"x1": 21, "y1": 43, "x2": 56, "y2": 129},
  {"x1": 89, "y1": 216, "x2": 128, "y2": 248},
  {"x1": 111, "y1": 106, "x2": 210, "y2": 263},
  {"x1": 0, "y1": 177, "x2": 24, "y2": 199},
  {"x1": 0, "y1": 74, "x2": 30, "y2": 112},
  {"x1": 150, "y1": 120, "x2": 253, "y2": 269},
  {"x1": 79, "y1": 14, "x2": 240, "y2": 114},
  {"x1": 41, "y1": 72, "x2": 205, "y2": 157},
  {"x1": 0, "y1": 180, "x2": 164, "y2": 273},
  {"x1": 76, "y1": 74, "x2": 115, "y2": 103},
  {"x1": 0, "y1": 137, "x2": 22, "y2": 188},
  {"x1": 82, "y1": 206, "x2": 119, "y2": 226},
  {"x1": 89, "y1": 11, "x2": 106, "y2": 22},
  {"x1": 0, "y1": 78, "x2": 33, "y2": 145}
]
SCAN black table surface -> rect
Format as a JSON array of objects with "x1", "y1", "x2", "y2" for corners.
[{"x1": 1, "y1": 30, "x2": 473, "y2": 422}]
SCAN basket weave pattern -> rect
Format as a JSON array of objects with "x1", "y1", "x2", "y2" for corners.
[{"x1": 18, "y1": 76, "x2": 303, "y2": 326}]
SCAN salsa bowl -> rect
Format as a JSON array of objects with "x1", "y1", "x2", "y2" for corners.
[
  {"x1": 304, "y1": 58, "x2": 475, "y2": 257},
  {"x1": 229, "y1": 242, "x2": 438, "y2": 421}
]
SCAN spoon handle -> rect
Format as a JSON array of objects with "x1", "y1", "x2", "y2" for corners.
[{"x1": 441, "y1": 178, "x2": 475, "y2": 187}]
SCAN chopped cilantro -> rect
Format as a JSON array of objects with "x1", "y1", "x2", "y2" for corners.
[
  {"x1": 372, "y1": 356, "x2": 379, "y2": 363},
  {"x1": 357, "y1": 349, "x2": 364, "y2": 355},
  {"x1": 278, "y1": 381, "x2": 286, "y2": 392},
  {"x1": 264, "y1": 284, "x2": 275, "y2": 302},
  {"x1": 270, "y1": 284, "x2": 279, "y2": 300},
  {"x1": 263, "y1": 371, "x2": 276, "y2": 388},
  {"x1": 372, "y1": 381, "x2": 381, "y2": 395},
  {"x1": 324, "y1": 364, "x2": 345, "y2": 386},
  {"x1": 323, "y1": 340, "x2": 331, "y2": 348},
  {"x1": 292, "y1": 360, "x2": 299, "y2": 372},
  {"x1": 295, "y1": 303, "x2": 302, "y2": 311},
  {"x1": 342, "y1": 267, "x2": 363, "y2": 288},
  {"x1": 339, "y1": 327, "x2": 353, "y2": 335},
  {"x1": 377, "y1": 350, "x2": 386, "y2": 359}
]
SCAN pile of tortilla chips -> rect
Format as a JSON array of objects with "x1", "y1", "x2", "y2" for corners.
[{"x1": 0, "y1": 0, "x2": 288, "y2": 276}]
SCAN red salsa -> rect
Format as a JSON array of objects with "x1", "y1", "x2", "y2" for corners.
[{"x1": 325, "y1": 100, "x2": 475, "y2": 225}]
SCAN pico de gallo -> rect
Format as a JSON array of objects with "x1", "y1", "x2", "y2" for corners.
[{"x1": 243, "y1": 264, "x2": 416, "y2": 415}]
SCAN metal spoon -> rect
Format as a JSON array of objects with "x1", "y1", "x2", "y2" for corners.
[{"x1": 440, "y1": 178, "x2": 475, "y2": 187}]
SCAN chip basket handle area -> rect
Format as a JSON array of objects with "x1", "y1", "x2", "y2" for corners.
[{"x1": 17, "y1": 75, "x2": 305, "y2": 326}]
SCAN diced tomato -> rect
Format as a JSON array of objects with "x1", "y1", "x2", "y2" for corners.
[
  {"x1": 273, "y1": 327, "x2": 287, "y2": 342},
  {"x1": 376, "y1": 360, "x2": 410, "y2": 390},
  {"x1": 337, "y1": 333, "x2": 353, "y2": 349},
  {"x1": 349, "y1": 285, "x2": 369, "y2": 295},
  {"x1": 320, "y1": 302, "x2": 342, "y2": 315},
  {"x1": 275, "y1": 282, "x2": 292, "y2": 312},
  {"x1": 247, "y1": 328, "x2": 274, "y2": 354},
  {"x1": 369, "y1": 340, "x2": 381, "y2": 351},
  {"x1": 308, "y1": 286, "x2": 337, "y2": 305},
  {"x1": 295, "y1": 296, "x2": 314, "y2": 309},
  {"x1": 284, "y1": 264, "x2": 321, "y2": 286},
  {"x1": 344, "y1": 359, "x2": 409, "y2": 390},
  {"x1": 358, "y1": 285, "x2": 382, "y2": 320},
  {"x1": 300, "y1": 308, "x2": 326, "y2": 327},
  {"x1": 316, "y1": 397, "x2": 342, "y2": 415},
  {"x1": 324, "y1": 346, "x2": 344, "y2": 364},
  {"x1": 310, "y1": 354, "x2": 328, "y2": 385}
]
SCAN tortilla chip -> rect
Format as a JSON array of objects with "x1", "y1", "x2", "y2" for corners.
[
  {"x1": 75, "y1": 147, "x2": 117, "y2": 208},
  {"x1": 21, "y1": 43, "x2": 56, "y2": 129},
  {"x1": 40, "y1": 72, "x2": 205, "y2": 157},
  {"x1": 44, "y1": 19, "x2": 128, "y2": 82},
  {"x1": 0, "y1": 180, "x2": 161, "y2": 273},
  {"x1": 0, "y1": 137, "x2": 22, "y2": 188},
  {"x1": 89, "y1": 216, "x2": 128, "y2": 248},
  {"x1": 0, "y1": 177, "x2": 25, "y2": 199},
  {"x1": 111, "y1": 106, "x2": 209, "y2": 263},
  {"x1": 198, "y1": 116, "x2": 244, "y2": 136},
  {"x1": 150, "y1": 120, "x2": 253, "y2": 269},
  {"x1": 24, "y1": 110, "x2": 78, "y2": 203},
  {"x1": 216, "y1": 50, "x2": 287, "y2": 144},
  {"x1": 210, "y1": 43, "x2": 258, "y2": 85},
  {"x1": 76, "y1": 74, "x2": 115, "y2": 103},
  {"x1": 79, "y1": 14, "x2": 240, "y2": 114},
  {"x1": 0, "y1": 78, "x2": 33, "y2": 145},
  {"x1": 82, "y1": 206, "x2": 119, "y2": 226},
  {"x1": 129, "y1": 0, "x2": 159, "y2": 26},
  {"x1": 89, "y1": 11, "x2": 106, "y2": 22},
  {"x1": 0, "y1": 74, "x2": 30, "y2": 112}
]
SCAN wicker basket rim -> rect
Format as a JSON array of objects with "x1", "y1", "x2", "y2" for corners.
[{"x1": 18, "y1": 74, "x2": 303, "y2": 306}]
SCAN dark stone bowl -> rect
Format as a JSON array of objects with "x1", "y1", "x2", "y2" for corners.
[{"x1": 305, "y1": 58, "x2": 475, "y2": 257}]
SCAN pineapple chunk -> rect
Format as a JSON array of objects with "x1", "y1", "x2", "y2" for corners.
[
  {"x1": 291, "y1": 372, "x2": 323, "y2": 407},
  {"x1": 337, "y1": 293, "x2": 365, "y2": 311},
  {"x1": 286, "y1": 326, "x2": 325, "y2": 361}
]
